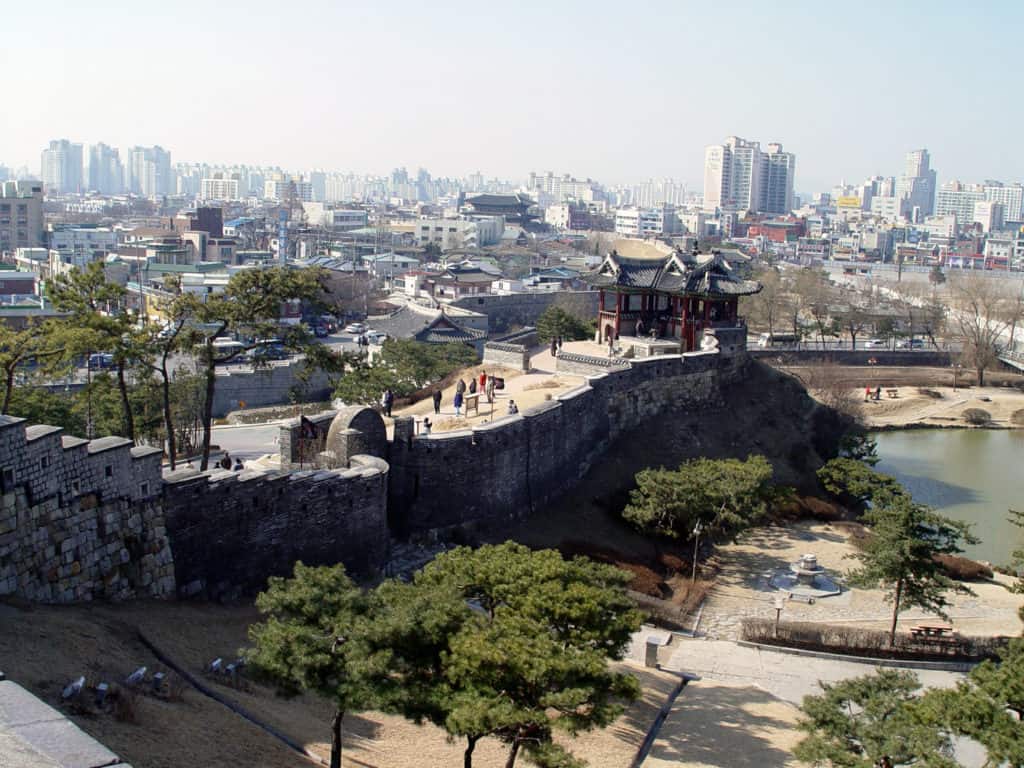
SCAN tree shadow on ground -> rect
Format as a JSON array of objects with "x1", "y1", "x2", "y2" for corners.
[
  {"x1": 642, "y1": 682, "x2": 800, "y2": 768},
  {"x1": 715, "y1": 550, "x2": 799, "y2": 592}
]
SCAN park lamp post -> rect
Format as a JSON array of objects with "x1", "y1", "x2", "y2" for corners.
[
  {"x1": 773, "y1": 595, "x2": 785, "y2": 638},
  {"x1": 951, "y1": 362, "x2": 963, "y2": 391},
  {"x1": 691, "y1": 521, "x2": 703, "y2": 583}
]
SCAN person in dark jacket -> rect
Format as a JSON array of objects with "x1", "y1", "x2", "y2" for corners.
[
  {"x1": 454, "y1": 390, "x2": 464, "y2": 416},
  {"x1": 432, "y1": 389, "x2": 442, "y2": 414}
]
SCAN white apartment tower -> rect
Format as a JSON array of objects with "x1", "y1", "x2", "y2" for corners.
[
  {"x1": 760, "y1": 143, "x2": 795, "y2": 214},
  {"x1": 40, "y1": 139, "x2": 84, "y2": 195},
  {"x1": 703, "y1": 136, "x2": 795, "y2": 214},
  {"x1": 87, "y1": 143, "x2": 124, "y2": 195},
  {"x1": 128, "y1": 146, "x2": 172, "y2": 197}
]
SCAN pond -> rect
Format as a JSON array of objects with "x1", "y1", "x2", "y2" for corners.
[{"x1": 873, "y1": 429, "x2": 1024, "y2": 566}]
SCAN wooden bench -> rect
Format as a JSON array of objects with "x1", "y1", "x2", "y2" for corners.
[{"x1": 886, "y1": 389, "x2": 899, "y2": 399}]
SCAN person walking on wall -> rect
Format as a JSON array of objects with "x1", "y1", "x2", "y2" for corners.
[
  {"x1": 219, "y1": 452, "x2": 232, "y2": 471},
  {"x1": 422, "y1": 417, "x2": 432, "y2": 435},
  {"x1": 432, "y1": 389, "x2": 442, "y2": 414},
  {"x1": 507, "y1": 400, "x2": 519, "y2": 415},
  {"x1": 557, "y1": 335, "x2": 563, "y2": 350},
  {"x1": 550, "y1": 337, "x2": 558, "y2": 356},
  {"x1": 454, "y1": 390, "x2": 464, "y2": 417}
]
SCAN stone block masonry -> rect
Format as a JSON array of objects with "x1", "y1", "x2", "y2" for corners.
[
  {"x1": 162, "y1": 455, "x2": 388, "y2": 600},
  {"x1": 453, "y1": 291, "x2": 599, "y2": 334},
  {"x1": 0, "y1": 416, "x2": 173, "y2": 603},
  {"x1": 387, "y1": 348, "x2": 749, "y2": 537}
]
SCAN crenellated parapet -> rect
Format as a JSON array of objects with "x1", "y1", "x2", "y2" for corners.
[{"x1": 0, "y1": 417, "x2": 172, "y2": 603}]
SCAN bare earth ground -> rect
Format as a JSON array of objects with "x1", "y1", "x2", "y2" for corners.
[
  {"x1": 643, "y1": 678, "x2": 802, "y2": 768},
  {"x1": 390, "y1": 347, "x2": 584, "y2": 435},
  {"x1": 0, "y1": 599, "x2": 677, "y2": 768},
  {"x1": 856, "y1": 384, "x2": 1024, "y2": 429},
  {"x1": 699, "y1": 521, "x2": 1024, "y2": 640}
]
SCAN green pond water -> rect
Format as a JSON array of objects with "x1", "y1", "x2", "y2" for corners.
[{"x1": 873, "y1": 429, "x2": 1024, "y2": 566}]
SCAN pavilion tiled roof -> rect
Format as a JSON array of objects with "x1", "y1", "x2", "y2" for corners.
[{"x1": 583, "y1": 249, "x2": 761, "y2": 298}]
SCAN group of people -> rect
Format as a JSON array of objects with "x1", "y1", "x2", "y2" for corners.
[
  {"x1": 864, "y1": 385, "x2": 883, "y2": 402},
  {"x1": 218, "y1": 452, "x2": 244, "y2": 471},
  {"x1": 440, "y1": 371, "x2": 497, "y2": 417},
  {"x1": 549, "y1": 336, "x2": 564, "y2": 356}
]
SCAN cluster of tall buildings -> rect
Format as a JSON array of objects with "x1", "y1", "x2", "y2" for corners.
[
  {"x1": 40, "y1": 139, "x2": 172, "y2": 196},
  {"x1": 702, "y1": 136, "x2": 796, "y2": 216}
]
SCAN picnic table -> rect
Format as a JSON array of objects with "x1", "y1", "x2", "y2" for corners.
[
  {"x1": 886, "y1": 388, "x2": 899, "y2": 399},
  {"x1": 909, "y1": 623, "x2": 954, "y2": 639}
]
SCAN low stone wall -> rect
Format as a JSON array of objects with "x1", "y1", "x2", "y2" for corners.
[
  {"x1": 452, "y1": 291, "x2": 599, "y2": 334},
  {"x1": 483, "y1": 341, "x2": 531, "y2": 372},
  {"x1": 211, "y1": 361, "x2": 333, "y2": 417},
  {"x1": 162, "y1": 455, "x2": 389, "y2": 599},
  {"x1": 0, "y1": 417, "x2": 174, "y2": 603},
  {"x1": 277, "y1": 410, "x2": 337, "y2": 469},
  {"x1": 750, "y1": 349, "x2": 953, "y2": 367},
  {"x1": 555, "y1": 351, "x2": 631, "y2": 376}
]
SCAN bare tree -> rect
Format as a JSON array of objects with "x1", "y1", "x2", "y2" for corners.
[
  {"x1": 949, "y1": 274, "x2": 1021, "y2": 386},
  {"x1": 743, "y1": 266, "x2": 787, "y2": 339}
]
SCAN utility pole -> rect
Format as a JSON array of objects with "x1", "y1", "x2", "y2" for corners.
[{"x1": 690, "y1": 521, "x2": 703, "y2": 583}]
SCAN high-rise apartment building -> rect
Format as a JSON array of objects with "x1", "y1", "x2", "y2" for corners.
[
  {"x1": 760, "y1": 143, "x2": 795, "y2": 215},
  {"x1": 200, "y1": 175, "x2": 241, "y2": 201},
  {"x1": 935, "y1": 181, "x2": 985, "y2": 225},
  {"x1": 983, "y1": 182, "x2": 1024, "y2": 222},
  {"x1": 895, "y1": 148, "x2": 936, "y2": 217},
  {"x1": 703, "y1": 136, "x2": 794, "y2": 214},
  {"x1": 87, "y1": 143, "x2": 124, "y2": 195},
  {"x1": 40, "y1": 139, "x2": 83, "y2": 195},
  {"x1": 128, "y1": 146, "x2": 172, "y2": 197},
  {"x1": 0, "y1": 180, "x2": 45, "y2": 252}
]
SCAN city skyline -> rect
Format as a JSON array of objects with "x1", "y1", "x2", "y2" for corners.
[{"x1": 5, "y1": 1, "x2": 1024, "y2": 192}]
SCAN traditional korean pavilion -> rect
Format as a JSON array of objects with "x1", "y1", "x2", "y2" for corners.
[{"x1": 583, "y1": 248, "x2": 762, "y2": 351}]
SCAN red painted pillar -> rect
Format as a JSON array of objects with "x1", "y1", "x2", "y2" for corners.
[{"x1": 614, "y1": 292, "x2": 622, "y2": 337}]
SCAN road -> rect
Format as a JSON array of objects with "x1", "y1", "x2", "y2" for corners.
[{"x1": 209, "y1": 423, "x2": 282, "y2": 462}]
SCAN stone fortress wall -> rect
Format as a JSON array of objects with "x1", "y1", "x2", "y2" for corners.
[
  {"x1": 386, "y1": 347, "x2": 747, "y2": 537},
  {"x1": 1, "y1": 338, "x2": 749, "y2": 603},
  {"x1": 0, "y1": 416, "x2": 174, "y2": 603},
  {"x1": 161, "y1": 454, "x2": 388, "y2": 600}
]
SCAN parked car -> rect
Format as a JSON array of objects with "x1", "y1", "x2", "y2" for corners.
[
  {"x1": 898, "y1": 338, "x2": 926, "y2": 349},
  {"x1": 863, "y1": 338, "x2": 887, "y2": 349},
  {"x1": 246, "y1": 345, "x2": 289, "y2": 363},
  {"x1": 344, "y1": 322, "x2": 367, "y2": 335},
  {"x1": 363, "y1": 331, "x2": 387, "y2": 345},
  {"x1": 313, "y1": 325, "x2": 329, "y2": 338},
  {"x1": 87, "y1": 353, "x2": 115, "y2": 370}
]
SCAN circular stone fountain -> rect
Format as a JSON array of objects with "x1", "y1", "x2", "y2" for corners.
[{"x1": 769, "y1": 553, "x2": 842, "y2": 598}]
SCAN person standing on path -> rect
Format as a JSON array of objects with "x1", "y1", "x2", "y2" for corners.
[
  {"x1": 485, "y1": 376, "x2": 495, "y2": 404},
  {"x1": 479, "y1": 371, "x2": 487, "y2": 390},
  {"x1": 557, "y1": 335, "x2": 563, "y2": 351},
  {"x1": 469, "y1": 378, "x2": 477, "y2": 394},
  {"x1": 382, "y1": 388, "x2": 394, "y2": 417},
  {"x1": 454, "y1": 390, "x2": 464, "y2": 416},
  {"x1": 550, "y1": 337, "x2": 558, "y2": 356},
  {"x1": 456, "y1": 378, "x2": 467, "y2": 395},
  {"x1": 432, "y1": 389, "x2": 442, "y2": 414}
]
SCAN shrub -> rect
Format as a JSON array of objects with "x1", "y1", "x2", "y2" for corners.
[
  {"x1": 917, "y1": 388, "x2": 943, "y2": 399},
  {"x1": 801, "y1": 497, "x2": 844, "y2": 522},
  {"x1": 933, "y1": 553, "x2": 993, "y2": 581},
  {"x1": 112, "y1": 686, "x2": 140, "y2": 724},
  {"x1": 962, "y1": 408, "x2": 992, "y2": 425},
  {"x1": 740, "y1": 618, "x2": 1006, "y2": 661},
  {"x1": 1011, "y1": 408, "x2": 1024, "y2": 426}
]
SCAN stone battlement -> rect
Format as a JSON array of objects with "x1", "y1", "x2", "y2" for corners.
[{"x1": 0, "y1": 416, "x2": 172, "y2": 603}]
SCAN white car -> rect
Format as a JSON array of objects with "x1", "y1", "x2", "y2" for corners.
[
  {"x1": 364, "y1": 331, "x2": 387, "y2": 345},
  {"x1": 343, "y1": 322, "x2": 367, "y2": 335},
  {"x1": 863, "y1": 338, "x2": 887, "y2": 349}
]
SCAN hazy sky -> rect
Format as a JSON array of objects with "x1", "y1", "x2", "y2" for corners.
[{"x1": 3, "y1": 0, "x2": 1022, "y2": 192}]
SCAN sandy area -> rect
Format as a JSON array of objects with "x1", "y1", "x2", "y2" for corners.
[
  {"x1": 0, "y1": 599, "x2": 680, "y2": 768},
  {"x1": 644, "y1": 678, "x2": 802, "y2": 768},
  {"x1": 390, "y1": 347, "x2": 584, "y2": 434},
  {"x1": 857, "y1": 384, "x2": 1024, "y2": 429},
  {"x1": 700, "y1": 521, "x2": 1024, "y2": 640}
]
